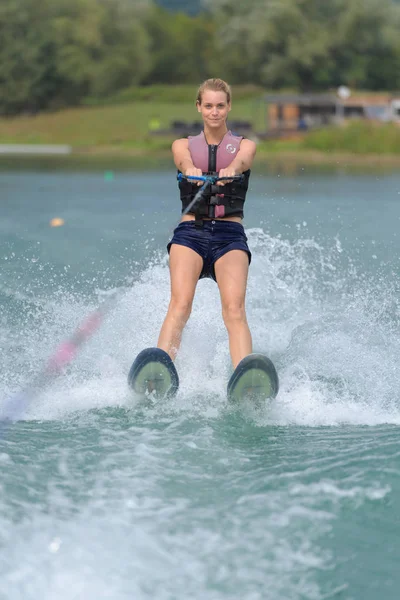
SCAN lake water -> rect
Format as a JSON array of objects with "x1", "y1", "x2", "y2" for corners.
[{"x1": 1, "y1": 158, "x2": 400, "y2": 599}]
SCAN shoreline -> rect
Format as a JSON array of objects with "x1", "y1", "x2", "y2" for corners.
[{"x1": 1, "y1": 145, "x2": 400, "y2": 170}]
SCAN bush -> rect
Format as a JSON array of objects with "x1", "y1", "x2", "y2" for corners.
[{"x1": 302, "y1": 121, "x2": 400, "y2": 154}]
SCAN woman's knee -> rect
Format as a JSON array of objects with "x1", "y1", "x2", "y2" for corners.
[
  {"x1": 169, "y1": 296, "x2": 193, "y2": 323},
  {"x1": 221, "y1": 302, "x2": 247, "y2": 328}
]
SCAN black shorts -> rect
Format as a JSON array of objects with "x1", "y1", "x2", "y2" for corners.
[{"x1": 167, "y1": 220, "x2": 251, "y2": 282}]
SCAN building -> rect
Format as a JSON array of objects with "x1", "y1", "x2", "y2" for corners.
[{"x1": 263, "y1": 93, "x2": 400, "y2": 136}]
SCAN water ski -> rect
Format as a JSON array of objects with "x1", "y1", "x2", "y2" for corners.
[
  {"x1": 128, "y1": 347, "x2": 179, "y2": 400},
  {"x1": 227, "y1": 353, "x2": 279, "y2": 403}
]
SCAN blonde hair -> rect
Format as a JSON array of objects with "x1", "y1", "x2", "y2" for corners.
[{"x1": 196, "y1": 78, "x2": 232, "y2": 105}]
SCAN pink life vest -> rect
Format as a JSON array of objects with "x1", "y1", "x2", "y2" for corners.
[
  {"x1": 178, "y1": 130, "x2": 251, "y2": 219},
  {"x1": 188, "y1": 130, "x2": 243, "y2": 172}
]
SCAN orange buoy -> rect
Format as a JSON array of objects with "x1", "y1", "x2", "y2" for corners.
[{"x1": 50, "y1": 217, "x2": 65, "y2": 227}]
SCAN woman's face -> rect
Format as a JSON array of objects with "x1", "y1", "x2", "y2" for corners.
[{"x1": 197, "y1": 90, "x2": 231, "y2": 129}]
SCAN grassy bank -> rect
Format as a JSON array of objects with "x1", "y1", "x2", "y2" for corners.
[
  {"x1": 1, "y1": 89, "x2": 400, "y2": 166},
  {"x1": 0, "y1": 85, "x2": 264, "y2": 151},
  {"x1": 257, "y1": 121, "x2": 400, "y2": 167}
]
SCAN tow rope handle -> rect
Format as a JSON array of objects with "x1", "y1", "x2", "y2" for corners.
[
  {"x1": 177, "y1": 173, "x2": 244, "y2": 184},
  {"x1": 178, "y1": 174, "x2": 245, "y2": 218}
]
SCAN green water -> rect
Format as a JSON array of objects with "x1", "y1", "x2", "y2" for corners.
[{"x1": 1, "y1": 159, "x2": 400, "y2": 599}]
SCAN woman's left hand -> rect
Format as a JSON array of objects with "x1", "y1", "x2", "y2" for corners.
[{"x1": 217, "y1": 167, "x2": 236, "y2": 185}]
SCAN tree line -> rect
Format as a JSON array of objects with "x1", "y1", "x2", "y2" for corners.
[{"x1": 1, "y1": 0, "x2": 400, "y2": 115}]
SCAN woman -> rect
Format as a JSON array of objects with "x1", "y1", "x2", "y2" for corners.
[{"x1": 157, "y1": 78, "x2": 257, "y2": 370}]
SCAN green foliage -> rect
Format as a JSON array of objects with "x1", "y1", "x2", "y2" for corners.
[
  {"x1": 84, "y1": 85, "x2": 199, "y2": 106},
  {"x1": 2, "y1": 0, "x2": 400, "y2": 115},
  {"x1": 89, "y1": 0, "x2": 151, "y2": 97},
  {"x1": 331, "y1": 0, "x2": 400, "y2": 90},
  {"x1": 51, "y1": 0, "x2": 151, "y2": 102},
  {"x1": 50, "y1": 0, "x2": 104, "y2": 104},
  {"x1": 0, "y1": 0, "x2": 152, "y2": 114},
  {"x1": 143, "y1": 6, "x2": 214, "y2": 84},
  {"x1": 83, "y1": 84, "x2": 264, "y2": 107},
  {"x1": 301, "y1": 121, "x2": 400, "y2": 154},
  {"x1": 0, "y1": 0, "x2": 59, "y2": 114},
  {"x1": 206, "y1": 0, "x2": 400, "y2": 90}
]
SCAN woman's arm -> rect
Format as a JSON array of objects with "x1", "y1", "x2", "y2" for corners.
[
  {"x1": 172, "y1": 138, "x2": 202, "y2": 179},
  {"x1": 218, "y1": 139, "x2": 257, "y2": 181},
  {"x1": 172, "y1": 138, "x2": 203, "y2": 185}
]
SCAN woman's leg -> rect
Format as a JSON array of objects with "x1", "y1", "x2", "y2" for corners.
[
  {"x1": 157, "y1": 244, "x2": 203, "y2": 360},
  {"x1": 214, "y1": 249, "x2": 252, "y2": 368}
]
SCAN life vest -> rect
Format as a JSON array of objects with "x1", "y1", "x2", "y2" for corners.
[{"x1": 178, "y1": 130, "x2": 250, "y2": 219}]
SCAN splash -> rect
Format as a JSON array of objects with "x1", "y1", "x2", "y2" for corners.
[{"x1": 1, "y1": 229, "x2": 400, "y2": 426}]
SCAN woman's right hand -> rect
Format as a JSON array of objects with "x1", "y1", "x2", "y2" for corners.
[{"x1": 185, "y1": 167, "x2": 203, "y2": 186}]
